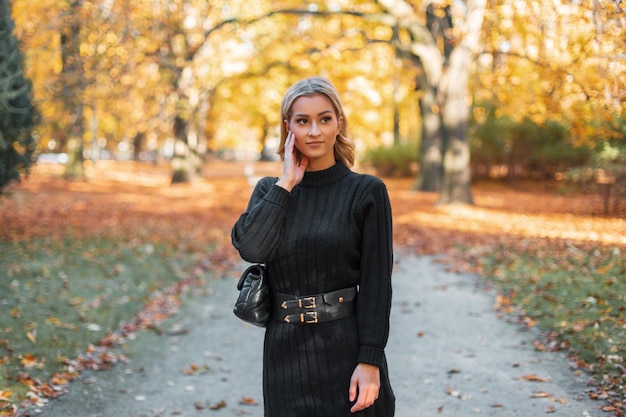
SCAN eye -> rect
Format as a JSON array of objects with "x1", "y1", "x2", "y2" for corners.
[
  {"x1": 321, "y1": 116, "x2": 332, "y2": 123},
  {"x1": 296, "y1": 118, "x2": 308, "y2": 125}
]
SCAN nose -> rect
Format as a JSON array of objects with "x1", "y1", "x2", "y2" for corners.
[{"x1": 309, "y1": 121, "x2": 321, "y2": 136}]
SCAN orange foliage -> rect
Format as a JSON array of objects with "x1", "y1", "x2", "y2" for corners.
[
  {"x1": 0, "y1": 158, "x2": 624, "y2": 320},
  {"x1": 1, "y1": 160, "x2": 624, "y2": 261}
]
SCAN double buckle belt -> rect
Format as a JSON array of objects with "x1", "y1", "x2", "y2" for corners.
[{"x1": 272, "y1": 287, "x2": 357, "y2": 325}]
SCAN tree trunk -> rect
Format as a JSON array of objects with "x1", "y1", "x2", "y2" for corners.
[
  {"x1": 171, "y1": 116, "x2": 193, "y2": 183},
  {"x1": 169, "y1": 57, "x2": 211, "y2": 182},
  {"x1": 64, "y1": 129, "x2": 85, "y2": 178},
  {"x1": 414, "y1": 83, "x2": 443, "y2": 191},
  {"x1": 437, "y1": 0, "x2": 486, "y2": 205},
  {"x1": 133, "y1": 131, "x2": 145, "y2": 161},
  {"x1": 60, "y1": 0, "x2": 85, "y2": 179},
  {"x1": 438, "y1": 54, "x2": 473, "y2": 205},
  {"x1": 89, "y1": 111, "x2": 99, "y2": 163}
]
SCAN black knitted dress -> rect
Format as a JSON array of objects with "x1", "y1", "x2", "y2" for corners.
[{"x1": 231, "y1": 162, "x2": 395, "y2": 417}]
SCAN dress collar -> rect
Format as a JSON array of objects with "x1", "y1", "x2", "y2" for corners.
[{"x1": 299, "y1": 161, "x2": 351, "y2": 187}]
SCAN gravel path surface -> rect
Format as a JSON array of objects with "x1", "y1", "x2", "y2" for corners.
[{"x1": 39, "y1": 252, "x2": 603, "y2": 417}]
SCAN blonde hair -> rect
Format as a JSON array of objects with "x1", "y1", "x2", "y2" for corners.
[{"x1": 277, "y1": 76, "x2": 355, "y2": 167}]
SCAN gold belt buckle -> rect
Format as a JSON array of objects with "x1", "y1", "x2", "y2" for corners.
[
  {"x1": 300, "y1": 311, "x2": 318, "y2": 324},
  {"x1": 298, "y1": 296, "x2": 316, "y2": 309}
]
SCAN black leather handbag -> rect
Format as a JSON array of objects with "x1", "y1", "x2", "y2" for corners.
[{"x1": 233, "y1": 264, "x2": 270, "y2": 327}]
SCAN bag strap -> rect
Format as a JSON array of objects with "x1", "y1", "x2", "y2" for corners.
[{"x1": 236, "y1": 264, "x2": 266, "y2": 290}]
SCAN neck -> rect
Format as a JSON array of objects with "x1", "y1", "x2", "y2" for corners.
[{"x1": 306, "y1": 158, "x2": 336, "y2": 172}]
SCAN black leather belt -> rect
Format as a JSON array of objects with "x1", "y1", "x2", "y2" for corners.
[{"x1": 272, "y1": 287, "x2": 357, "y2": 324}]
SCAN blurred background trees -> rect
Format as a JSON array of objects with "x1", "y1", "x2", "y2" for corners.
[
  {"x1": 5, "y1": 0, "x2": 625, "y2": 205},
  {"x1": 0, "y1": 0, "x2": 37, "y2": 193}
]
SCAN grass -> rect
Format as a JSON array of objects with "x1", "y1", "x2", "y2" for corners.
[
  {"x1": 477, "y1": 243, "x2": 625, "y2": 391},
  {"x1": 0, "y1": 235, "x2": 197, "y2": 397}
]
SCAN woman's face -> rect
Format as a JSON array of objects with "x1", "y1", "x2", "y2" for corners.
[{"x1": 285, "y1": 93, "x2": 342, "y2": 171}]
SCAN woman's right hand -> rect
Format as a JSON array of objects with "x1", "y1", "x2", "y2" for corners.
[{"x1": 276, "y1": 131, "x2": 308, "y2": 192}]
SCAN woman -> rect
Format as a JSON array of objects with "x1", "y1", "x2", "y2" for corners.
[{"x1": 231, "y1": 76, "x2": 395, "y2": 416}]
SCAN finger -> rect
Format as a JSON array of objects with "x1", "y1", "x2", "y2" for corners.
[
  {"x1": 350, "y1": 396, "x2": 367, "y2": 413},
  {"x1": 348, "y1": 377, "x2": 357, "y2": 402},
  {"x1": 289, "y1": 134, "x2": 298, "y2": 157},
  {"x1": 350, "y1": 388, "x2": 366, "y2": 413},
  {"x1": 298, "y1": 156, "x2": 309, "y2": 169},
  {"x1": 290, "y1": 134, "x2": 299, "y2": 155},
  {"x1": 350, "y1": 386, "x2": 377, "y2": 413}
]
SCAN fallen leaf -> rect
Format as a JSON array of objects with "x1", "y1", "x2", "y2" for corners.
[
  {"x1": 445, "y1": 387, "x2": 462, "y2": 398},
  {"x1": 181, "y1": 363, "x2": 210, "y2": 375},
  {"x1": 0, "y1": 403, "x2": 18, "y2": 416},
  {"x1": 67, "y1": 297, "x2": 84, "y2": 306},
  {"x1": 545, "y1": 405, "x2": 556, "y2": 413},
  {"x1": 0, "y1": 391, "x2": 12, "y2": 401},
  {"x1": 240, "y1": 397, "x2": 259, "y2": 405},
  {"x1": 532, "y1": 391, "x2": 552, "y2": 398},
  {"x1": 20, "y1": 354, "x2": 43, "y2": 369},
  {"x1": 490, "y1": 403, "x2": 504, "y2": 408},
  {"x1": 210, "y1": 400, "x2": 227, "y2": 410},
  {"x1": 0, "y1": 340, "x2": 12, "y2": 353},
  {"x1": 46, "y1": 316, "x2": 78, "y2": 330},
  {"x1": 601, "y1": 405, "x2": 618, "y2": 412},
  {"x1": 514, "y1": 374, "x2": 551, "y2": 383},
  {"x1": 447, "y1": 368, "x2": 462, "y2": 375}
]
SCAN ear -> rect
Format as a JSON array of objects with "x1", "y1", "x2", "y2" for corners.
[{"x1": 284, "y1": 119, "x2": 290, "y2": 132}]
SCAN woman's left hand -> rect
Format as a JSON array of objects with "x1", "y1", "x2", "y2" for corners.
[{"x1": 349, "y1": 363, "x2": 380, "y2": 413}]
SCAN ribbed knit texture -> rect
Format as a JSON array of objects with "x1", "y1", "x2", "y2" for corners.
[{"x1": 232, "y1": 162, "x2": 395, "y2": 417}]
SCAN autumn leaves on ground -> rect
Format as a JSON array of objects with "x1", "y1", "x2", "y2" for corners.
[{"x1": 1, "y1": 161, "x2": 625, "y2": 417}]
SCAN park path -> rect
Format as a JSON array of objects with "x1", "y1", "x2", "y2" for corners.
[{"x1": 39, "y1": 252, "x2": 603, "y2": 417}]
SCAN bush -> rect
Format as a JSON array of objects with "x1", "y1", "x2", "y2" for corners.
[
  {"x1": 470, "y1": 105, "x2": 592, "y2": 179},
  {"x1": 363, "y1": 142, "x2": 418, "y2": 177},
  {"x1": 563, "y1": 140, "x2": 626, "y2": 215}
]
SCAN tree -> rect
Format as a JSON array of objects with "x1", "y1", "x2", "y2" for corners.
[
  {"x1": 372, "y1": 0, "x2": 485, "y2": 204},
  {"x1": 475, "y1": 0, "x2": 625, "y2": 146},
  {"x1": 12, "y1": 1, "x2": 444, "y2": 190},
  {"x1": 15, "y1": 0, "x2": 621, "y2": 203},
  {"x1": 437, "y1": 0, "x2": 485, "y2": 204},
  {"x1": 58, "y1": 0, "x2": 87, "y2": 179},
  {"x1": 260, "y1": 1, "x2": 483, "y2": 203},
  {"x1": 0, "y1": 0, "x2": 37, "y2": 193},
  {"x1": 240, "y1": 1, "x2": 483, "y2": 204}
]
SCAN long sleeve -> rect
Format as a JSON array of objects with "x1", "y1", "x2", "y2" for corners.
[
  {"x1": 355, "y1": 180, "x2": 394, "y2": 367},
  {"x1": 231, "y1": 177, "x2": 293, "y2": 263}
]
